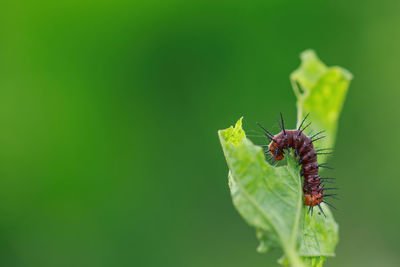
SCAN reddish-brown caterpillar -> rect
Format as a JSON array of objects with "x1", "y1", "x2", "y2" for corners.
[{"x1": 257, "y1": 113, "x2": 337, "y2": 216}]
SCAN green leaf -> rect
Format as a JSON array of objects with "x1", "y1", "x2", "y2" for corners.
[
  {"x1": 290, "y1": 50, "x2": 350, "y2": 264},
  {"x1": 291, "y1": 50, "x2": 353, "y2": 151},
  {"x1": 219, "y1": 119, "x2": 338, "y2": 267},
  {"x1": 218, "y1": 50, "x2": 351, "y2": 267},
  {"x1": 220, "y1": 118, "x2": 305, "y2": 267}
]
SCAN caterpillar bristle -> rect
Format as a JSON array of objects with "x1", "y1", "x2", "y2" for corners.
[
  {"x1": 310, "y1": 130, "x2": 325, "y2": 140},
  {"x1": 317, "y1": 204, "x2": 326, "y2": 218},
  {"x1": 308, "y1": 206, "x2": 314, "y2": 216},
  {"x1": 297, "y1": 113, "x2": 310, "y2": 131},
  {"x1": 299, "y1": 122, "x2": 311, "y2": 134},
  {"x1": 316, "y1": 152, "x2": 333, "y2": 155},
  {"x1": 272, "y1": 153, "x2": 278, "y2": 162},
  {"x1": 321, "y1": 177, "x2": 336, "y2": 180},
  {"x1": 276, "y1": 117, "x2": 283, "y2": 131},
  {"x1": 312, "y1": 136, "x2": 326, "y2": 142},
  {"x1": 280, "y1": 112, "x2": 286, "y2": 135},
  {"x1": 318, "y1": 164, "x2": 334, "y2": 170},
  {"x1": 256, "y1": 122, "x2": 274, "y2": 139},
  {"x1": 323, "y1": 200, "x2": 338, "y2": 210}
]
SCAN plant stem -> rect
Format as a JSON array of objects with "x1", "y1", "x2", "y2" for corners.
[{"x1": 284, "y1": 247, "x2": 305, "y2": 267}]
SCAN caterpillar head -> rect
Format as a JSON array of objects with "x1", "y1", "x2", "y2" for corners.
[{"x1": 268, "y1": 142, "x2": 284, "y2": 161}]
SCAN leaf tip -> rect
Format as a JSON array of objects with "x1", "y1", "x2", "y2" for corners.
[
  {"x1": 300, "y1": 49, "x2": 318, "y2": 61},
  {"x1": 339, "y1": 67, "x2": 353, "y2": 80},
  {"x1": 218, "y1": 117, "x2": 246, "y2": 146},
  {"x1": 299, "y1": 49, "x2": 327, "y2": 70}
]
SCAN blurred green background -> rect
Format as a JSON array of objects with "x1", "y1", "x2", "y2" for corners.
[{"x1": 0, "y1": 0, "x2": 399, "y2": 266}]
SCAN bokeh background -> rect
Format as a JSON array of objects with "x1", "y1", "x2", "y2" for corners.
[{"x1": 1, "y1": 0, "x2": 399, "y2": 266}]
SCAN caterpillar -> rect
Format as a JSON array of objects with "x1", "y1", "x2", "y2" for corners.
[{"x1": 257, "y1": 113, "x2": 337, "y2": 216}]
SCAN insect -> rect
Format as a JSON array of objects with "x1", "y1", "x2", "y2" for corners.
[{"x1": 257, "y1": 113, "x2": 338, "y2": 216}]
